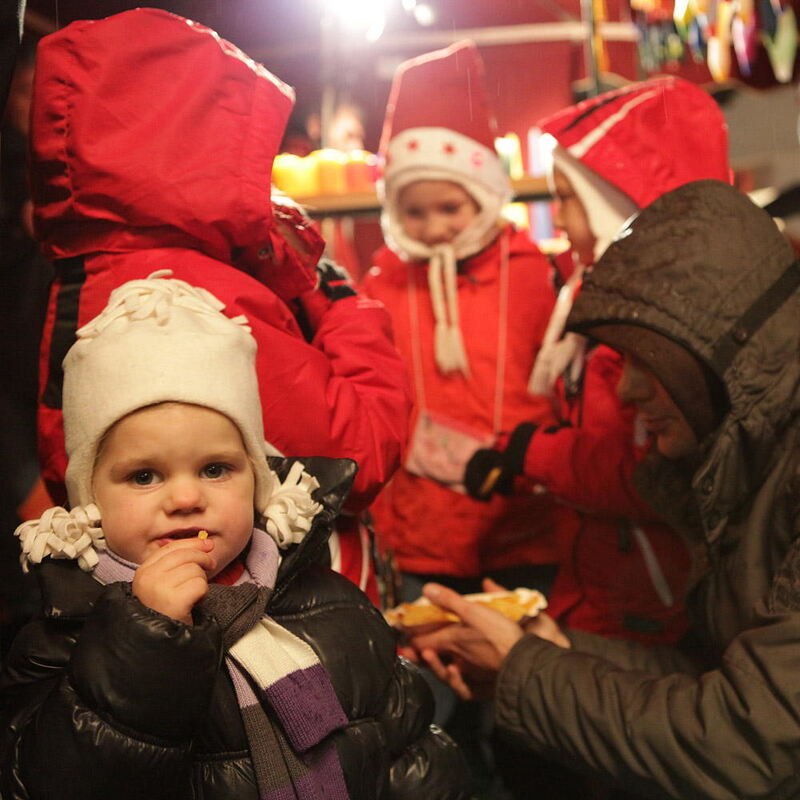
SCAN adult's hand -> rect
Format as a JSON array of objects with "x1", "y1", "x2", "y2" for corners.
[
  {"x1": 523, "y1": 609, "x2": 571, "y2": 649},
  {"x1": 408, "y1": 579, "x2": 570, "y2": 699},
  {"x1": 408, "y1": 579, "x2": 525, "y2": 700}
]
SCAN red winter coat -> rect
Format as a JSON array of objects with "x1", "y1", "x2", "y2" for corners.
[
  {"x1": 523, "y1": 77, "x2": 731, "y2": 644},
  {"x1": 364, "y1": 226, "x2": 565, "y2": 577},
  {"x1": 521, "y1": 345, "x2": 692, "y2": 644},
  {"x1": 29, "y1": 10, "x2": 411, "y2": 600}
]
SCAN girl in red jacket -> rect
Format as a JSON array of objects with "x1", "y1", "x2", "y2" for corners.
[
  {"x1": 465, "y1": 78, "x2": 732, "y2": 648},
  {"x1": 363, "y1": 42, "x2": 562, "y2": 605}
]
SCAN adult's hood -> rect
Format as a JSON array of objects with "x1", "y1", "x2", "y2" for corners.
[
  {"x1": 29, "y1": 8, "x2": 295, "y2": 262},
  {"x1": 538, "y1": 77, "x2": 730, "y2": 261},
  {"x1": 567, "y1": 180, "x2": 800, "y2": 536}
]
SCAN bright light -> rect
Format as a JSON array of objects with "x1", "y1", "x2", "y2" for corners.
[
  {"x1": 413, "y1": 3, "x2": 436, "y2": 25},
  {"x1": 402, "y1": 0, "x2": 417, "y2": 9},
  {"x1": 327, "y1": 0, "x2": 389, "y2": 38},
  {"x1": 365, "y1": 17, "x2": 386, "y2": 42}
]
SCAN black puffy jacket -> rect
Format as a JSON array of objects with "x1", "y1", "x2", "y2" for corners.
[{"x1": 0, "y1": 458, "x2": 471, "y2": 799}]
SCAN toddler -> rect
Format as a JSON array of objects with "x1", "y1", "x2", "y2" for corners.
[{"x1": 0, "y1": 273, "x2": 468, "y2": 800}]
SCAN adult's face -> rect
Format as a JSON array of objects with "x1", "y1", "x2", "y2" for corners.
[{"x1": 617, "y1": 354, "x2": 699, "y2": 460}]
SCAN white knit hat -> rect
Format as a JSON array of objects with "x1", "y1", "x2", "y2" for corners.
[
  {"x1": 378, "y1": 41, "x2": 512, "y2": 376},
  {"x1": 62, "y1": 270, "x2": 282, "y2": 511},
  {"x1": 13, "y1": 270, "x2": 323, "y2": 574},
  {"x1": 16, "y1": 272, "x2": 324, "y2": 573}
]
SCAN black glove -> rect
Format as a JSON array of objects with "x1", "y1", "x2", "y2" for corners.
[
  {"x1": 316, "y1": 258, "x2": 357, "y2": 302},
  {"x1": 295, "y1": 258, "x2": 358, "y2": 341},
  {"x1": 463, "y1": 422, "x2": 538, "y2": 501}
]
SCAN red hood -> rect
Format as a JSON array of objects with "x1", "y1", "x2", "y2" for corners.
[
  {"x1": 538, "y1": 77, "x2": 730, "y2": 208},
  {"x1": 30, "y1": 8, "x2": 294, "y2": 262}
]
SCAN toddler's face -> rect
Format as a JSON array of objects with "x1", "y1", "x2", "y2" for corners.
[
  {"x1": 551, "y1": 167, "x2": 596, "y2": 266},
  {"x1": 92, "y1": 403, "x2": 255, "y2": 575},
  {"x1": 397, "y1": 180, "x2": 480, "y2": 247}
]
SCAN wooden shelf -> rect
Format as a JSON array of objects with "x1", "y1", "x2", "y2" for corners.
[
  {"x1": 301, "y1": 189, "x2": 385, "y2": 215},
  {"x1": 510, "y1": 175, "x2": 552, "y2": 200},
  {"x1": 299, "y1": 175, "x2": 551, "y2": 218}
]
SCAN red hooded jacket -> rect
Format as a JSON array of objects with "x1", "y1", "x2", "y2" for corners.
[
  {"x1": 541, "y1": 77, "x2": 731, "y2": 210},
  {"x1": 30, "y1": 10, "x2": 412, "y2": 599},
  {"x1": 523, "y1": 77, "x2": 731, "y2": 644},
  {"x1": 364, "y1": 226, "x2": 565, "y2": 578}
]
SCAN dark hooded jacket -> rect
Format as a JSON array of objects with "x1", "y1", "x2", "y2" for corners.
[
  {"x1": 0, "y1": 458, "x2": 471, "y2": 800},
  {"x1": 494, "y1": 180, "x2": 800, "y2": 800}
]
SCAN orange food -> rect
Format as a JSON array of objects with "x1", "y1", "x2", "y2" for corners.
[{"x1": 384, "y1": 588, "x2": 547, "y2": 630}]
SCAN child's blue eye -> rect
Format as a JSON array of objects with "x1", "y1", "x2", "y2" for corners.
[
  {"x1": 130, "y1": 470, "x2": 156, "y2": 486},
  {"x1": 202, "y1": 463, "x2": 229, "y2": 479}
]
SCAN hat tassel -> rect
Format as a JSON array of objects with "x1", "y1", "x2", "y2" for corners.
[{"x1": 428, "y1": 247, "x2": 470, "y2": 376}]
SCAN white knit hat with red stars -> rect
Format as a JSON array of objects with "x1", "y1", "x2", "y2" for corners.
[
  {"x1": 379, "y1": 40, "x2": 511, "y2": 261},
  {"x1": 378, "y1": 41, "x2": 512, "y2": 375}
]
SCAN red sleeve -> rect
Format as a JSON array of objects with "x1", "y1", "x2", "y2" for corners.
[
  {"x1": 301, "y1": 294, "x2": 413, "y2": 510},
  {"x1": 522, "y1": 346, "x2": 659, "y2": 520}
]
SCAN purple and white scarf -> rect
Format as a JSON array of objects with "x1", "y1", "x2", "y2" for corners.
[{"x1": 94, "y1": 529, "x2": 350, "y2": 800}]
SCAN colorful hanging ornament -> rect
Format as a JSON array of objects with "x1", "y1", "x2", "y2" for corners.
[
  {"x1": 769, "y1": 0, "x2": 786, "y2": 18},
  {"x1": 674, "y1": 0, "x2": 697, "y2": 34},
  {"x1": 664, "y1": 21, "x2": 686, "y2": 61},
  {"x1": 732, "y1": 0, "x2": 759, "y2": 74},
  {"x1": 707, "y1": 0, "x2": 736, "y2": 80},
  {"x1": 759, "y1": 0, "x2": 779, "y2": 39},
  {"x1": 761, "y1": 5, "x2": 798, "y2": 82},
  {"x1": 636, "y1": 15, "x2": 659, "y2": 70},
  {"x1": 687, "y1": 13, "x2": 710, "y2": 60}
]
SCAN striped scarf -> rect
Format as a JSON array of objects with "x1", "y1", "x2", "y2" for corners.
[{"x1": 94, "y1": 529, "x2": 350, "y2": 800}]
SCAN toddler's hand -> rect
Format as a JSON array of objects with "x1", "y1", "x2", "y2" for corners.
[{"x1": 133, "y1": 538, "x2": 216, "y2": 625}]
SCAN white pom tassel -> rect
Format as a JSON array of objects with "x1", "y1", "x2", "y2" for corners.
[
  {"x1": 446, "y1": 324, "x2": 470, "y2": 376},
  {"x1": 15, "y1": 504, "x2": 104, "y2": 573},
  {"x1": 433, "y1": 320, "x2": 453, "y2": 371},
  {"x1": 428, "y1": 246, "x2": 470, "y2": 377},
  {"x1": 528, "y1": 267, "x2": 585, "y2": 396},
  {"x1": 261, "y1": 462, "x2": 323, "y2": 548}
]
